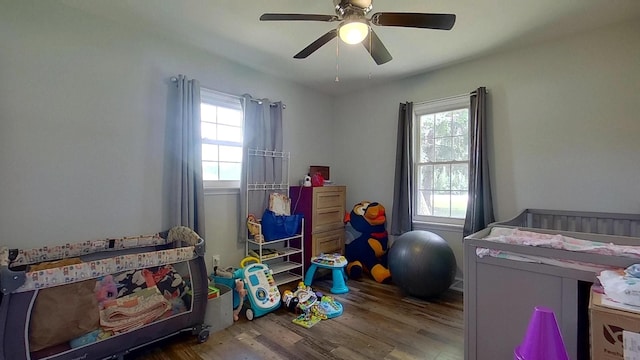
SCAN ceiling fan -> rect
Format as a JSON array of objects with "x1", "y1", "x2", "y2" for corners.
[{"x1": 259, "y1": 0, "x2": 456, "y2": 65}]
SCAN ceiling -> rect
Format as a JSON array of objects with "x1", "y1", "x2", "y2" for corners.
[{"x1": 61, "y1": 0, "x2": 640, "y2": 95}]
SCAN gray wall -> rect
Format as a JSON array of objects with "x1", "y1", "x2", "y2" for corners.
[
  {"x1": 2, "y1": 1, "x2": 639, "y2": 278},
  {"x1": 0, "y1": 1, "x2": 334, "y2": 271},
  {"x1": 333, "y1": 19, "x2": 640, "y2": 276}
]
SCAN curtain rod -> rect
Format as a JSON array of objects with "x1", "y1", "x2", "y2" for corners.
[
  {"x1": 470, "y1": 88, "x2": 489, "y2": 96},
  {"x1": 170, "y1": 76, "x2": 286, "y2": 108},
  {"x1": 413, "y1": 88, "x2": 489, "y2": 106}
]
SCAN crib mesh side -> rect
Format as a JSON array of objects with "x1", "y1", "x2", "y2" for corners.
[{"x1": 499, "y1": 209, "x2": 640, "y2": 237}]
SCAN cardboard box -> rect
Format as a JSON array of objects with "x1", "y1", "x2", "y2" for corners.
[{"x1": 590, "y1": 289, "x2": 640, "y2": 360}]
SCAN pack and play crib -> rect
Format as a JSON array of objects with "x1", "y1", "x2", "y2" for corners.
[{"x1": 0, "y1": 226, "x2": 210, "y2": 360}]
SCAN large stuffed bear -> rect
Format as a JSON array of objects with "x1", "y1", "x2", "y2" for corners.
[{"x1": 344, "y1": 201, "x2": 391, "y2": 283}]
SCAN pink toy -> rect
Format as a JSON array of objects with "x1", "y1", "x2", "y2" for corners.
[{"x1": 94, "y1": 275, "x2": 118, "y2": 306}]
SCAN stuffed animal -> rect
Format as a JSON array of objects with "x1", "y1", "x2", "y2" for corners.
[
  {"x1": 344, "y1": 201, "x2": 391, "y2": 283},
  {"x1": 247, "y1": 214, "x2": 264, "y2": 243},
  {"x1": 232, "y1": 279, "x2": 248, "y2": 321}
]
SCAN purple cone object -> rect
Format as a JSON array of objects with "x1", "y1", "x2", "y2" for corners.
[{"x1": 514, "y1": 306, "x2": 569, "y2": 360}]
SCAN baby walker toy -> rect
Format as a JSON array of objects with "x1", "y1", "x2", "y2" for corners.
[
  {"x1": 234, "y1": 257, "x2": 281, "y2": 320},
  {"x1": 212, "y1": 256, "x2": 281, "y2": 320}
]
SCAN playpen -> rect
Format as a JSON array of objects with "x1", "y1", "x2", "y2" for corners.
[{"x1": 0, "y1": 226, "x2": 209, "y2": 360}]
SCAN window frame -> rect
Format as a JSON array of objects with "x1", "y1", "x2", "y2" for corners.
[
  {"x1": 412, "y1": 95, "x2": 470, "y2": 226},
  {"x1": 200, "y1": 88, "x2": 244, "y2": 190}
]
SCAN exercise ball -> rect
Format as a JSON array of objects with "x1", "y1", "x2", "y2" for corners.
[{"x1": 388, "y1": 230, "x2": 457, "y2": 299}]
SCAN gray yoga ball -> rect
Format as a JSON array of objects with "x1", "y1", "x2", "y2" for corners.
[{"x1": 388, "y1": 230, "x2": 457, "y2": 299}]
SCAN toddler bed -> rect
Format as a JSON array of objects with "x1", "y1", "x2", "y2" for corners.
[
  {"x1": 0, "y1": 226, "x2": 209, "y2": 360},
  {"x1": 463, "y1": 209, "x2": 640, "y2": 360}
]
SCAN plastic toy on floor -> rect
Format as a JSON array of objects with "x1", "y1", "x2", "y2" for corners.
[
  {"x1": 234, "y1": 257, "x2": 281, "y2": 320},
  {"x1": 314, "y1": 295, "x2": 343, "y2": 319},
  {"x1": 212, "y1": 257, "x2": 280, "y2": 321},
  {"x1": 283, "y1": 282, "x2": 343, "y2": 328},
  {"x1": 305, "y1": 253, "x2": 349, "y2": 294},
  {"x1": 311, "y1": 253, "x2": 347, "y2": 267}
]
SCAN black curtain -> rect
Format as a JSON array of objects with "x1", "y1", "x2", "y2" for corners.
[
  {"x1": 463, "y1": 87, "x2": 495, "y2": 237},
  {"x1": 390, "y1": 102, "x2": 414, "y2": 236}
]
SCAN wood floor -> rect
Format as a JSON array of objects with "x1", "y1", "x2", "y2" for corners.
[{"x1": 126, "y1": 277, "x2": 464, "y2": 360}]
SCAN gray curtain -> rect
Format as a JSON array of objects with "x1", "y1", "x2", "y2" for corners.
[
  {"x1": 238, "y1": 95, "x2": 284, "y2": 242},
  {"x1": 463, "y1": 87, "x2": 495, "y2": 237},
  {"x1": 390, "y1": 102, "x2": 414, "y2": 236},
  {"x1": 169, "y1": 75, "x2": 205, "y2": 237}
]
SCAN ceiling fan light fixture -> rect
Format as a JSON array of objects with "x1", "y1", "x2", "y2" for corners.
[
  {"x1": 338, "y1": 19, "x2": 369, "y2": 44},
  {"x1": 260, "y1": 1, "x2": 456, "y2": 65}
]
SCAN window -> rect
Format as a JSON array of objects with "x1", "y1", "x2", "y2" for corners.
[
  {"x1": 200, "y1": 88, "x2": 243, "y2": 188},
  {"x1": 413, "y1": 95, "x2": 470, "y2": 224}
]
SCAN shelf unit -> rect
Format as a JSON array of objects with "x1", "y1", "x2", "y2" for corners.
[
  {"x1": 245, "y1": 148, "x2": 304, "y2": 286},
  {"x1": 246, "y1": 220, "x2": 304, "y2": 286}
]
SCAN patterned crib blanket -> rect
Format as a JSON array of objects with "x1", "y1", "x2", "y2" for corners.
[
  {"x1": 0, "y1": 226, "x2": 202, "y2": 293},
  {"x1": 476, "y1": 227, "x2": 640, "y2": 272},
  {"x1": 482, "y1": 227, "x2": 640, "y2": 256},
  {"x1": 99, "y1": 286, "x2": 171, "y2": 334}
]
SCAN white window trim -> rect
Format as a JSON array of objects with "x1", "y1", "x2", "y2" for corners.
[
  {"x1": 203, "y1": 179, "x2": 240, "y2": 190},
  {"x1": 413, "y1": 220, "x2": 464, "y2": 232},
  {"x1": 412, "y1": 94, "x2": 470, "y2": 226},
  {"x1": 413, "y1": 94, "x2": 470, "y2": 117},
  {"x1": 204, "y1": 186, "x2": 240, "y2": 196},
  {"x1": 201, "y1": 88, "x2": 243, "y2": 111}
]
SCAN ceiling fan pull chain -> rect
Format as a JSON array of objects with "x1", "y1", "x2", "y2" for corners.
[
  {"x1": 335, "y1": 36, "x2": 340, "y2": 82},
  {"x1": 368, "y1": 27, "x2": 372, "y2": 80}
]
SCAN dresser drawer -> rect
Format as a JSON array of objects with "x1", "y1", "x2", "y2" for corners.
[
  {"x1": 311, "y1": 186, "x2": 346, "y2": 232},
  {"x1": 313, "y1": 187, "x2": 345, "y2": 210},
  {"x1": 289, "y1": 185, "x2": 347, "y2": 271},
  {"x1": 312, "y1": 228, "x2": 345, "y2": 256},
  {"x1": 312, "y1": 207, "x2": 344, "y2": 232}
]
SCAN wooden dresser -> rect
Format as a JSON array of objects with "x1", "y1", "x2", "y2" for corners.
[{"x1": 289, "y1": 185, "x2": 346, "y2": 271}]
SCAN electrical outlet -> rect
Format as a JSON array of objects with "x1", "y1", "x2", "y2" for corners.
[{"x1": 212, "y1": 254, "x2": 220, "y2": 267}]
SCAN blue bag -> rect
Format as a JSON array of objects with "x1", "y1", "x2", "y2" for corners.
[{"x1": 261, "y1": 209, "x2": 303, "y2": 241}]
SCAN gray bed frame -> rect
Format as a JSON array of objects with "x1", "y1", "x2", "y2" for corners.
[{"x1": 463, "y1": 209, "x2": 640, "y2": 360}]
